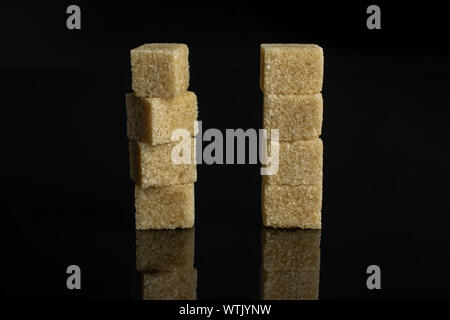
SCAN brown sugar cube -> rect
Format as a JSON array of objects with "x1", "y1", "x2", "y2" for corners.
[
  {"x1": 260, "y1": 44, "x2": 323, "y2": 95},
  {"x1": 263, "y1": 138, "x2": 323, "y2": 186},
  {"x1": 261, "y1": 270, "x2": 319, "y2": 300},
  {"x1": 126, "y1": 91, "x2": 198, "y2": 145},
  {"x1": 129, "y1": 139, "x2": 196, "y2": 188},
  {"x1": 136, "y1": 229, "x2": 194, "y2": 272},
  {"x1": 262, "y1": 183, "x2": 322, "y2": 229},
  {"x1": 131, "y1": 43, "x2": 189, "y2": 98},
  {"x1": 263, "y1": 93, "x2": 323, "y2": 141},
  {"x1": 141, "y1": 268, "x2": 197, "y2": 300},
  {"x1": 262, "y1": 228, "x2": 321, "y2": 272},
  {"x1": 135, "y1": 183, "x2": 195, "y2": 230}
]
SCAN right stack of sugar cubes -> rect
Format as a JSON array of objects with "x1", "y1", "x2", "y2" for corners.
[
  {"x1": 260, "y1": 44, "x2": 324, "y2": 229},
  {"x1": 127, "y1": 44, "x2": 198, "y2": 230}
]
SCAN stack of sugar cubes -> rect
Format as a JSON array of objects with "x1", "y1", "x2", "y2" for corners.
[
  {"x1": 127, "y1": 44, "x2": 198, "y2": 230},
  {"x1": 260, "y1": 44, "x2": 324, "y2": 229}
]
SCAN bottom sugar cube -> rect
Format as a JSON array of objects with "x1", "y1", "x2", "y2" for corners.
[
  {"x1": 262, "y1": 183, "x2": 322, "y2": 229},
  {"x1": 135, "y1": 183, "x2": 195, "y2": 230},
  {"x1": 136, "y1": 229, "x2": 194, "y2": 272},
  {"x1": 141, "y1": 268, "x2": 197, "y2": 300}
]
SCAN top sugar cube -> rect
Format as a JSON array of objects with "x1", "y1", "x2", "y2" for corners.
[
  {"x1": 260, "y1": 44, "x2": 323, "y2": 95},
  {"x1": 131, "y1": 43, "x2": 189, "y2": 98}
]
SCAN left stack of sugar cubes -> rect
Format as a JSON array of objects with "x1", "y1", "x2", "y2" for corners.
[{"x1": 127, "y1": 44, "x2": 198, "y2": 230}]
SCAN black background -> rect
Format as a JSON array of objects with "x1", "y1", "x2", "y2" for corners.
[{"x1": 0, "y1": 0, "x2": 449, "y2": 300}]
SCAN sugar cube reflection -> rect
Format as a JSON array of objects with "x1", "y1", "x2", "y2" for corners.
[
  {"x1": 136, "y1": 229, "x2": 197, "y2": 300},
  {"x1": 261, "y1": 228, "x2": 321, "y2": 300}
]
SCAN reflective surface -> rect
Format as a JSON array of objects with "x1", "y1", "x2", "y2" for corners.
[
  {"x1": 136, "y1": 229, "x2": 197, "y2": 300},
  {"x1": 260, "y1": 229, "x2": 321, "y2": 300},
  {"x1": 134, "y1": 228, "x2": 322, "y2": 300}
]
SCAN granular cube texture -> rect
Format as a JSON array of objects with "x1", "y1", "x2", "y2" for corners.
[
  {"x1": 264, "y1": 138, "x2": 323, "y2": 186},
  {"x1": 126, "y1": 91, "x2": 198, "y2": 145},
  {"x1": 262, "y1": 183, "x2": 322, "y2": 229},
  {"x1": 261, "y1": 270, "x2": 319, "y2": 300},
  {"x1": 261, "y1": 229, "x2": 321, "y2": 299},
  {"x1": 129, "y1": 139, "x2": 196, "y2": 188},
  {"x1": 131, "y1": 43, "x2": 189, "y2": 98},
  {"x1": 136, "y1": 229, "x2": 194, "y2": 272},
  {"x1": 260, "y1": 44, "x2": 323, "y2": 95},
  {"x1": 263, "y1": 93, "x2": 323, "y2": 141},
  {"x1": 142, "y1": 268, "x2": 197, "y2": 300},
  {"x1": 135, "y1": 183, "x2": 195, "y2": 230},
  {"x1": 262, "y1": 229, "x2": 321, "y2": 272}
]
